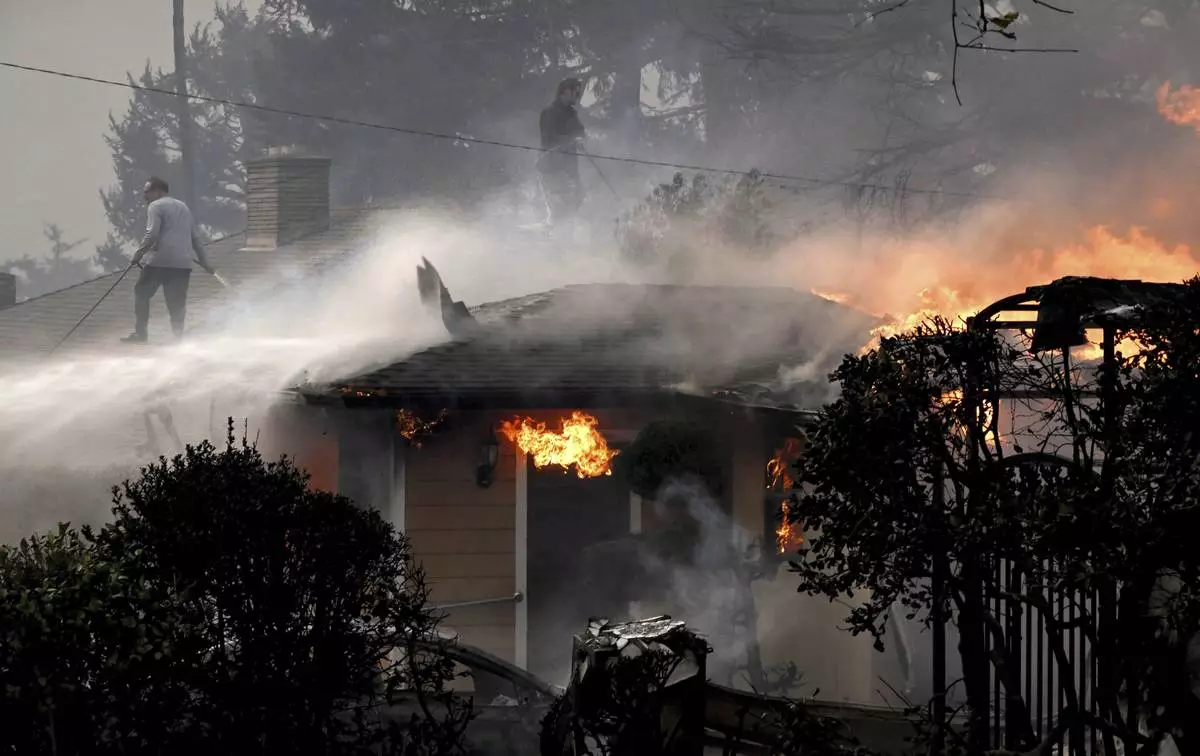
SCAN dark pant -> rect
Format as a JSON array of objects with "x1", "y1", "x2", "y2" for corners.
[
  {"x1": 539, "y1": 166, "x2": 583, "y2": 224},
  {"x1": 134, "y1": 266, "x2": 191, "y2": 338}
]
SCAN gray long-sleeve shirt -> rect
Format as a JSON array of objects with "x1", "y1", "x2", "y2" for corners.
[{"x1": 140, "y1": 196, "x2": 210, "y2": 269}]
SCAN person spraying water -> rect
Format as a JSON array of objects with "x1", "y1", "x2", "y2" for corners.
[
  {"x1": 537, "y1": 78, "x2": 587, "y2": 228},
  {"x1": 122, "y1": 176, "x2": 220, "y2": 344}
]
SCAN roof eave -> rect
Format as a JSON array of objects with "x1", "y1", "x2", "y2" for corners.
[{"x1": 293, "y1": 385, "x2": 822, "y2": 422}]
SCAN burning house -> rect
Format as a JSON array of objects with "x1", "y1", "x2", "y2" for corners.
[
  {"x1": 0, "y1": 151, "x2": 894, "y2": 707},
  {"x1": 283, "y1": 258, "x2": 883, "y2": 695}
]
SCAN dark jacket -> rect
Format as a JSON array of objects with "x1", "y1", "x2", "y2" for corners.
[{"x1": 538, "y1": 100, "x2": 585, "y2": 175}]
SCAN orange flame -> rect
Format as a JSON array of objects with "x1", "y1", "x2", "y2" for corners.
[
  {"x1": 938, "y1": 389, "x2": 998, "y2": 446},
  {"x1": 811, "y1": 288, "x2": 851, "y2": 305},
  {"x1": 766, "y1": 438, "x2": 804, "y2": 554},
  {"x1": 834, "y1": 227, "x2": 1197, "y2": 355},
  {"x1": 767, "y1": 437, "x2": 802, "y2": 492},
  {"x1": 776, "y1": 499, "x2": 804, "y2": 555},
  {"x1": 396, "y1": 408, "x2": 447, "y2": 448},
  {"x1": 500, "y1": 411, "x2": 617, "y2": 478},
  {"x1": 1157, "y1": 82, "x2": 1200, "y2": 134}
]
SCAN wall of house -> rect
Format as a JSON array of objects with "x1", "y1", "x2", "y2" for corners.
[
  {"x1": 403, "y1": 411, "x2": 519, "y2": 661},
  {"x1": 261, "y1": 400, "x2": 878, "y2": 701},
  {"x1": 257, "y1": 401, "x2": 340, "y2": 492},
  {"x1": 402, "y1": 407, "x2": 649, "y2": 668},
  {"x1": 727, "y1": 411, "x2": 878, "y2": 706}
]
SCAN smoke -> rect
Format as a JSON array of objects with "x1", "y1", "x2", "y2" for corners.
[
  {"x1": 0, "y1": 207, "x2": 649, "y2": 533},
  {"x1": 7, "y1": 144, "x2": 1198, "y2": 539},
  {"x1": 633, "y1": 478, "x2": 780, "y2": 691}
]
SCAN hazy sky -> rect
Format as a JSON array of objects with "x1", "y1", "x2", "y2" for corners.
[{"x1": 0, "y1": 1, "x2": 258, "y2": 264}]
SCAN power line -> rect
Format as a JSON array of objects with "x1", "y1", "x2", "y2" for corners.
[{"x1": 0, "y1": 59, "x2": 1013, "y2": 203}]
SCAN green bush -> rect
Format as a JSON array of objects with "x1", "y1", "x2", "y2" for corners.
[
  {"x1": 0, "y1": 425, "x2": 469, "y2": 756},
  {"x1": 619, "y1": 419, "x2": 723, "y2": 500},
  {"x1": 0, "y1": 525, "x2": 197, "y2": 755}
]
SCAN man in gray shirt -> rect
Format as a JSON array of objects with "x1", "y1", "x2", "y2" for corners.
[{"x1": 121, "y1": 177, "x2": 216, "y2": 343}]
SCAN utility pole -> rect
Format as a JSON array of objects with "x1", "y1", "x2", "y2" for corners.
[{"x1": 172, "y1": 0, "x2": 199, "y2": 218}]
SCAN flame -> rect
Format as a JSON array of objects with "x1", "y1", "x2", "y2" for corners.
[
  {"x1": 867, "y1": 286, "x2": 1016, "y2": 351},
  {"x1": 396, "y1": 408, "x2": 447, "y2": 447},
  {"x1": 766, "y1": 437, "x2": 805, "y2": 554},
  {"x1": 1073, "y1": 331, "x2": 1148, "y2": 362},
  {"x1": 938, "y1": 388, "x2": 998, "y2": 446},
  {"x1": 500, "y1": 411, "x2": 617, "y2": 478},
  {"x1": 767, "y1": 437, "x2": 803, "y2": 491},
  {"x1": 775, "y1": 499, "x2": 804, "y2": 554},
  {"x1": 811, "y1": 288, "x2": 851, "y2": 305},
  {"x1": 843, "y1": 227, "x2": 1197, "y2": 354},
  {"x1": 1157, "y1": 82, "x2": 1200, "y2": 134}
]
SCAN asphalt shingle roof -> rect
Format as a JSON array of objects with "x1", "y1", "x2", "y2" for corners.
[
  {"x1": 325, "y1": 282, "x2": 875, "y2": 406},
  {"x1": 0, "y1": 208, "x2": 875, "y2": 412},
  {"x1": 0, "y1": 207, "x2": 379, "y2": 357}
]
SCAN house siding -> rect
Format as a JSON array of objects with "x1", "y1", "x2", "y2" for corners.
[
  {"x1": 259, "y1": 402, "x2": 339, "y2": 493},
  {"x1": 730, "y1": 413, "x2": 877, "y2": 705},
  {"x1": 402, "y1": 407, "x2": 648, "y2": 665},
  {"x1": 404, "y1": 412, "x2": 518, "y2": 661}
]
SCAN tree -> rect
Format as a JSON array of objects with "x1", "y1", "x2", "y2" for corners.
[
  {"x1": 97, "y1": 428, "x2": 472, "y2": 755},
  {"x1": 2, "y1": 223, "x2": 99, "y2": 301},
  {"x1": 0, "y1": 427, "x2": 471, "y2": 755},
  {"x1": 787, "y1": 281, "x2": 1200, "y2": 756},
  {"x1": 700, "y1": 0, "x2": 1200, "y2": 239},
  {"x1": 614, "y1": 170, "x2": 776, "y2": 277},
  {"x1": 0, "y1": 525, "x2": 199, "y2": 755},
  {"x1": 101, "y1": 4, "x2": 267, "y2": 245},
  {"x1": 102, "y1": 0, "x2": 712, "y2": 245},
  {"x1": 93, "y1": 232, "x2": 131, "y2": 274}
]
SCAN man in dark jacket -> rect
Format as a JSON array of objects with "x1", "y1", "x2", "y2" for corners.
[{"x1": 538, "y1": 77, "x2": 587, "y2": 225}]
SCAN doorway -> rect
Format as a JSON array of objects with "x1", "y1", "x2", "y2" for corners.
[{"x1": 525, "y1": 450, "x2": 631, "y2": 684}]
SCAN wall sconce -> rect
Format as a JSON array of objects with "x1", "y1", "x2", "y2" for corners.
[{"x1": 475, "y1": 425, "x2": 500, "y2": 488}]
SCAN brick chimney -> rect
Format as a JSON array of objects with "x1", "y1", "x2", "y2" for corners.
[
  {"x1": 243, "y1": 148, "x2": 331, "y2": 250},
  {"x1": 0, "y1": 272, "x2": 15, "y2": 310}
]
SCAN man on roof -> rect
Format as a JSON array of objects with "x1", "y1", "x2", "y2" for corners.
[
  {"x1": 537, "y1": 77, "x2": 587, "y2": 227},
  {"x1": 121, "y1": 177, "x2": 217, "y2": 344}
]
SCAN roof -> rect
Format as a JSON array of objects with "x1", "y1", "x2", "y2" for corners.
[
  {"x1": 315, "y1": 281, "x2": 875, "y2": 409},
  {"x1": 0, "y1": 207, "x2": 381, "y2": 356},
  {"x1": 0, "y1": 207, "x2": 873, "y2": 417}
]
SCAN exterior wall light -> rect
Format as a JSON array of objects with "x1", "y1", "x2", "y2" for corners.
[{"x1": 476, "y1": 425, "x2": 500, "y2": 488}]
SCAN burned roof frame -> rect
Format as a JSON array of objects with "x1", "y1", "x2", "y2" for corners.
[{"x1": 969, "y1": 275, "x2": 1187, "y2": 353}]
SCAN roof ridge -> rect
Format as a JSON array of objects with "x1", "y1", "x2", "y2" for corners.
[
  {"x1": 1, "y1": 231, "x2": 246, "y2": 312},
  {"x1": 0, "y1": 205, "x2": 379, "y2": 315},
  {"x1": 4, "y1": 267, "x2": 123, "y2": 310}
]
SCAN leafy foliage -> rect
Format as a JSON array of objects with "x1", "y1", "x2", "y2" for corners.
[
  {"x1": 0, "y1": 525, "x2": 196, "y2": 755},
  {"x1": 788, "y1": 282, "x2": 1200, "y2": 755},
  {"x1": 619, "y1": 418, "x2": 724, "y2": 499},
  {"x1": 101, "y1": 5, "x2": 264, "y2": 244},
  {"x1": 93, "y1": 232, "x2": 132, "y2": 274},
  {"x1": 540, "y1": 644, "x2": 875, "y2": 756},
  {"x1": 566, "y1": 649, "x2": 687, "y2": 756},
  {"x1": 1, "y1": 224, "x2": 130, "y2": 301},
  {"x1": 0, "y1": 424, "x2": 470, "y2": 756},
  {"x1": 615, "y1": 170, "x2": 776, "y2": 272}
]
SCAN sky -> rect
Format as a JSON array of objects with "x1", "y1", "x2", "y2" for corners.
[{"x1": 0, "y1": 0, "x2": 259, "y2": 264}]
